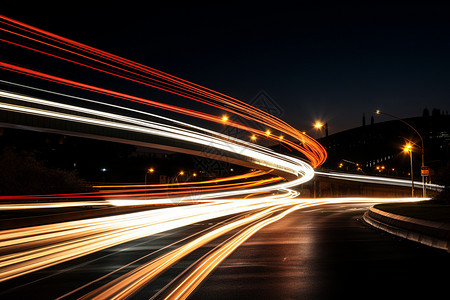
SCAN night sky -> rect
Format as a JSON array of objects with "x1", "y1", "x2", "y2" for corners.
[{"x1": 2, "y1": 4, "x2": 450, "y2": 134}]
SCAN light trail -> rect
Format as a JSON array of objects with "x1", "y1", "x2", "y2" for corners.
[
  {"x1": 0, "y1": 90, "x2": 308, "y2": 176},
  {"x1": 0, "y1": 196, "x2": 422, "y2": 283},
  {"x1": 0, "y1": 15, "x2": 326, "y2": 299},
  {"x1": 0, "y1": 170, "x2": 274, "y2": 202},
  {"x1": 79, "y1": 200, "x2": 323, "y2": 300},
  {"x1": 161, "y1": 202, "x2": 323, "y2": 300},
  {"x1": 0, "y1": 61, "x2": 326, "y2": 167},
  {"x1": 0, "y1": 191, "x2": 301, "y2": 282},
  {"x1": 0, "y1": 90, "x2": 315, "y2": 203},
  {"x1": 315, "y1": 170, "x2": 444, "y2": 191},
  {"x1": 42, "y1": 197, "x2": 418, "y2": 300},
  {"x1": 0, "y1": 15, "x2": 327, "y2": 167},
  {"x1": 0, "y1": 201, "x2": 108, "y2": 210}
]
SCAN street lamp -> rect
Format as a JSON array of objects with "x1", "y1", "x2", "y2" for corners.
[
  {"x1": 250, "y1": 134, "x2": 257, "y2": 142},
  {"x1": 314, "y1": 121, "x2": 323, "y2": 129},
  {"x1": 145, "y1": 167, "x2": 155, "y2": 184},
  {"x1": 313, "y1": 121, "x2": 327, "y2": 138},
  {"x1": 144, "y1": 168, "x2": 155, "y2": 199},
  {"x1": 375, "y1": 110, "x2": 426, "y2": 197},
  {"x1": 100, "y1": 168, "x2": 107, "y2": 182},
  {"x1": 403, "y1": 143, "x2": 414, "y2": 197}
]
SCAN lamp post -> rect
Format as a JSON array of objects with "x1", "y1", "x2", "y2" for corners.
[
  {"x1": 144, "y1": 168, "x2": 154, "y2": 199},
  {"x1": 145, "y1": 167, "x2": 154, "y2": 185},
  {"x1": 403, "y1": 144, "x2": 414, "y2": 197},
  {"x1": 313, "y1": 121, "x2": 324, "y2": 139},
  {"x1": 375, "y1": 110, "x2": 426, "y2": 197}
]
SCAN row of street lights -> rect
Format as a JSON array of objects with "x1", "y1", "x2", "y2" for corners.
[
  {"x1": 222, "y1": 114, "x2": 286, "y2": 143},
  {"x1": 225, "y1": 112, "x2": 425, "y2": 197}
]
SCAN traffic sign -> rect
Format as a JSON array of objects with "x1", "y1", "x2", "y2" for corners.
[{"x1": 421, "y1": 166, "x2": 429, "y2": 177}]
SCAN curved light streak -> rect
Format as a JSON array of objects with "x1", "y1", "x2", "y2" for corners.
[
  {"x1": 0, "y1": 90, "x2": 315, "y2": 202},
  {"x1": 315, "y1": 171, "x2": 444, "y2": 191},
  {"x1": 0, "y1": 14, "x2": 327, "y2": 167},
  {"x1": 0, "y1": 16, "x2": 327, "y2": 294}
]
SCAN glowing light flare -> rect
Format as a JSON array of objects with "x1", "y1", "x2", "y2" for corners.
[
  {"x1": 403, "y1": 143, "x2": 413, "y2": 153},
  {"x1": 314, "y1": 121, "x2": 323, "y2": 129}
]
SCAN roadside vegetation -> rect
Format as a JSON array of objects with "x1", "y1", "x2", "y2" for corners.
[{"x1": 0, "y1": 147, "x2": 92, "y2": 196}]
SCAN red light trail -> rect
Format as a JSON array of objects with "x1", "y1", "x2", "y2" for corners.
[{"x1": 0, "y1": 14, "x2": 326, "y2": 167}]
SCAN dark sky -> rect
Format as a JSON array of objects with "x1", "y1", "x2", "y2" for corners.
[{"x1": 2, "y1": 4, "x2": 450, "y2": 134}]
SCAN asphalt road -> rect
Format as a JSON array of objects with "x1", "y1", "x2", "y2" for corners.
[
  {"x1": 1, "y1": 202, "x2": 449, "y2": 299},
  {"x1": 193, "y1": 203, "x2": 450, "y2": 300}
]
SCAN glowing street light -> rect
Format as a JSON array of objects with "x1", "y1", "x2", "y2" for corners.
[
  {"x1": 376, "y1": 109, "x2": 426, "y2": 197},
  {"x1": 314, "y1": 122, "x2": 323, "y2": 129},
  {"x1": 403, "y1": 143, "x2": 412, "y2": 153},
  {"x1": 179, "y1": 170, "x2": 185, "y2": 176},
  {"x1": 313, "y1": 121, "x2": 325, "y2": 138},
  {"x1": 251, "y1": 134, "x2": 257, "y2": 142},
  {"x1": 221, "y1": 115, "x2": 228, "y2": 122},
  {"x1": 403, "y1": 143, "x2": 414, "y2": 197},
  {"x1": 144, "y1": 168, "x2": 155, "y2": 199},
  {"x1": 265, "y1": 130, "x2": 271, "y2": 136},
  {"x1": 145, "y1": 167, "x2": 155, "y2": 184}
]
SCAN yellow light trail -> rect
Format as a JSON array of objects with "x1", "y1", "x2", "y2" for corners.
[{"x1": 0, "y1": 191, "x2": 301, "y2": 282}]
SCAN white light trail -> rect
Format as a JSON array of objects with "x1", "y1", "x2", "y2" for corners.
[
  {"x1": 315, "y1": 170, "x2": 444, "y2": 191},
  {"x1": 0, "y1": 90, "x2": 315, "y2": 202}
]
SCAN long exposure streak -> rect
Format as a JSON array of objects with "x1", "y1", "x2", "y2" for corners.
[{"x1": 0, "y1": 15, "x2": 334, "y2": 299}]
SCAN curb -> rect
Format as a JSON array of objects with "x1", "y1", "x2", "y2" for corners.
[{"x1": 363, "y1": 206, "x2": 450, "y2": 252}]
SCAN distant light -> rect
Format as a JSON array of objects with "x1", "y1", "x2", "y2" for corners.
[
  {"x1": 222, "y1": 115, "x2": 228, "y2": 122},
  {"x1": 376, "y1": 110, "x2": 381, "y2": 114},
  {"x1": 148, "y1": 168, "x2": 154, "y2": 173},
  {"x1": 403, "y1": 143, "x2": 412, "y2": 152},
  {"x1": 101, "y1": 168, "x2": 107, "y2": 172},
  {"x1": 179, "y1": 171, "x2": 184, "y2": 176},
  {"x1": 251, "y1": 134, "x2": 257, "y2": 141},
  {"x1": 314, "y1": 122, "x2": 323, "y2": 129},
  {"x1": 193, "y1": 172, "x2": 197, "y2": 177},
  {"x1": 279, "y1": 135, "x2": 284, "y2": 140},
  {"x1": 266, "y1": 130, "x2": 271, "y2": 136}
]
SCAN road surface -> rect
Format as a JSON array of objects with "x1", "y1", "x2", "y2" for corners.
[{"x1": 1, "y1": 202, "x2": 449, "y2": 299}]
